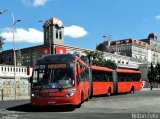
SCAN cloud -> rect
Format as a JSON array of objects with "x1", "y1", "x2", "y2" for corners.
[
  {"x1": 21, "y1": 0, "x2": 49, "y2": 7},
  {"x1": 155, "y1": 15, "x2": 160, "y2": 21},
  {"x1": 64, "y1": 25, "x2": 88, "y2": 38},
  {"x1": 33, "y1": 0, "x2": 48, "y2": 7},
  {"x1": 0, "y1": 25, "x2": 88, "y2": 44},
  {"x1": 0, "y1": 28, "x2": 43, "y2": 43}
]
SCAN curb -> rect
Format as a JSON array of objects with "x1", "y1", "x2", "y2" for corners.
[{"x1": 142, "y1": 88, "x2": 160, "y2": 91}]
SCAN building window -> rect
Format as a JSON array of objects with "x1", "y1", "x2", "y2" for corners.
[
  {"x1": 24, "y1": 69, "x2": 26, "y2": 73},
  {"x1": 45, "y1": 30, "x2": 49, "y2": 41},
  {"x1": 0, "y1": 59, "x2": 3, "y2": 64},
  {"x1": 59, "y1": 31, "x2": 62, "y2": 39},
  {"x1": 56, "y1": 30, "x2": 58, "y2": 39}
]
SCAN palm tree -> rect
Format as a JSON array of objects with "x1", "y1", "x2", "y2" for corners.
[
  {"x1": 83, "y1": 50, "x2": 117, "y2": 69},
  {"x1": 83, "y1": 50, "x2": 103, "y2": 65}
]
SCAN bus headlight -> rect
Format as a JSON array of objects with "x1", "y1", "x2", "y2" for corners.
[
  {"x1": 31, "y1": 93, "x2": 35, "y2": 97},
  {"x1": 66, "y1": 89, "x2": 76, "y2": 97},
  {"x1": 31, "y1": 92, "x2": 38, "y2": 97}
]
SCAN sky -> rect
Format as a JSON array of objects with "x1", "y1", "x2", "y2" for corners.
[{"x1": 1, "y1": 0, "x2": 160, "y2": 51}]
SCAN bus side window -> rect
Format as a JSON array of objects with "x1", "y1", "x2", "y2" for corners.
[
  {"x1": 118, "y1": 73, "x2": 121, "y2": 82},
  {"x1": 109, "y1": 72, "x2": 113, "y2": 82},
  {"x1": 92, "y1": 70, "x2": 96, "y2": 82}
]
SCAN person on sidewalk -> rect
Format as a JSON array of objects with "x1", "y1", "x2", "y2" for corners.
[{"x1": 150, "y1": 82, "x2": 153, "y2": 90}]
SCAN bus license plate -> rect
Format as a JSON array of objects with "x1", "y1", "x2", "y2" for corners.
[{"x1": 48, "y1": 101, "x2": 55, "y2": 104}]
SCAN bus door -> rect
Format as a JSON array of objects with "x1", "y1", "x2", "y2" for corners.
[
  {"x1": 76, "y1": 61, "x2": 88, "y2": 100},
  {"x1": 112, "y1": 70, "x2": 118, "y2": 94}
]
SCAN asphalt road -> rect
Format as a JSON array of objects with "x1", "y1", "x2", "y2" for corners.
[{"x1": 0, "y1": 90, "x2": 160, "y2": 119}]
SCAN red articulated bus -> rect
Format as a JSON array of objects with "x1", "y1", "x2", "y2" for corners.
[
  {"x1": 91, "y1": 66, "x2": 142, "y2": 96},
  {"x1": 30, "y1": 54, "x2": 142, "y2": 107},
  {"x1": 30, "y1": 54, "x2": 91, "y2": 107},
  {"x1": 116, "y1": 69, "x2": 142, "y2": 93},
  {"x1": 91, "y1": 65, "x2": 114, "y2": 96}
]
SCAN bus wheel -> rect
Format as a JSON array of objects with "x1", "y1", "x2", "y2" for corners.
[
  {"x1": 108, "y1": 88, "x2": 111, "y2": 96},
  {"x1": 130, "y1": 86, "x2": 135, "y2": 94}
]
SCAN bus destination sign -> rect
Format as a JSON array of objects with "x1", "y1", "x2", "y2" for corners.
[{"x1": 48, "y1": 64, "x2": 67, "y2": 69}]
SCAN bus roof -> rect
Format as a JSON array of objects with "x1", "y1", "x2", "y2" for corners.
[
  {"x1": 91, "y1": 65, "x2": 112, "y2": 72},
  {"x1": 36, "y1": 54, "x2": 77, "y2": 64},
  {"x1": 116, "y1": 68, "x2": 141, "y2": 73}
]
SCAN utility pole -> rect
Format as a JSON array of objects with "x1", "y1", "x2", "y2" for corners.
[{"x1": 102, "y1": 34, "x2": 112, "y2": 52}]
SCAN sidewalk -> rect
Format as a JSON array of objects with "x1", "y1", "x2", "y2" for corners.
[
  {"x1": 0, "y1": 96, "x2": 29, "y2": 101},
  {"x1": 142, "y1": 88, "x2": 160, "y2": 91}
]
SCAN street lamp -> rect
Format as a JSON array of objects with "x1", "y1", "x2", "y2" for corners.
[{"x1": 0, "y1": 10, "x2": 21, "y2": 100}]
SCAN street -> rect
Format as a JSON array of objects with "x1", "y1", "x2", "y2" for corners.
[{"x1": 0, "y1": 90, "x2": 160, "y2": 119}]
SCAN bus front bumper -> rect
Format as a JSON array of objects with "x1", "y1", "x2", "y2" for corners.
[{"x1": 31, "y1": 96, "x2": 78, "y2": 106}]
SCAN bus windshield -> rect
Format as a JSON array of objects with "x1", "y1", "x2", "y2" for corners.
[{"x1": 32, "y1": 63, "x2": 74, "y2": 89}]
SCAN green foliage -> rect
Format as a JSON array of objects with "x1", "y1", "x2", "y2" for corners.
[
  {"x1": 155, "y1": 63, "x2": 160, "y2": 83},
  {"x1": 147, "y1": 63, "x2": 155, "y2": 83},
  {"x1": 83, "y1": 50, "x2": 117, "y2": 70},
  {"x1": 147, "y1": 63, "x2": 160, "y2": 83}
]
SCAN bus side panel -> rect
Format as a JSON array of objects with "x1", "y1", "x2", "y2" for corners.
[
  {"x1": 76, "y1": 81, "x2": 86, "y2": 104},
  {"x1": 84, "y1": 81, "x2": 90, "y2": 99},
  {"x1": 127, "y1": 81, "x2": 142, "y2": 92},
  {"x1": 76, "y1": 81, "x2": 90, "y2": 104},
  {"x1": 118, "y1": 82, "x2": 128, "y2": 93},
  {"x1": 93, "y1": 82, "x2": 113, "y2": 96}
]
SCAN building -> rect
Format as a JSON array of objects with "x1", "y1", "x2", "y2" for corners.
[{"x1": 96, "y1": 32, "x2": 160, "y2": 65}]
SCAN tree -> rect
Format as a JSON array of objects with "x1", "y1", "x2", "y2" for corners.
[
  {"x1": 83, "y1": 50, "x2": 103, "y2": 65},
  {"x1": 103, "y1": 60, "x2": 117, "y2": 70},
  {"x1": 147, "y1": 62, "x2": 155, "y2": 83},
  {"x1": 0, "y1": 36, "x2": 5, "y2": 52},
  {"x1": 155, "y1": 63, "x2": 160, "y2": 83},
  {"x1": 83, "y1": 50, "x2": 117, "y2": 70}
]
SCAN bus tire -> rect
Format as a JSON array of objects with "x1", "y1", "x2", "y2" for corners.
[
  {"x1": 108, "y1": 88, "x2": 111, "y2": 96},
  {"x1": 130, "y1": 86, "x2": 135, "y2": 94}
]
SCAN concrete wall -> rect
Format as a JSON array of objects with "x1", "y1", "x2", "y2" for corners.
[
  {"x1": 0, "y1": 79, "x2": 30, "y2": 101},
  {"x1": 0, "y1": 65, "x2": 31, "y2": 100}
]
